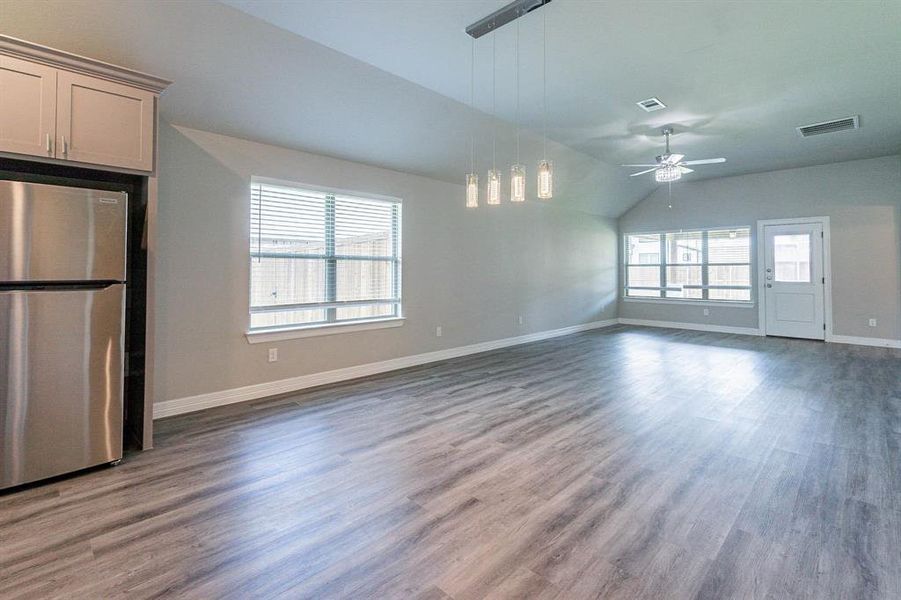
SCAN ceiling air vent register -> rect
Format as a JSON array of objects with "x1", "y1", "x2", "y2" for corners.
[
  {"x1": 797, "y1": 116, "x2": 860, "y2": 137},
  {"x1": 636, "y1": 97, "x2": 666, "y2": 112}
]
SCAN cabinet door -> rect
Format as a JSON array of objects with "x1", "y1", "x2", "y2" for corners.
[
  {"x1": 57, "y1": 70, "x2": 155, "y2": 172},
  {"x1": 0, "y1": 55, "x2": 57, "y2": 159}
]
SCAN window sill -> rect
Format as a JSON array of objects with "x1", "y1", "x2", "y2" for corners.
[
  {"x1": 622, "y1": 298, "x2": 755, "y2": 308},
  {"x1": 245, "y1": 317, "x2": 405, "y2": 344}
]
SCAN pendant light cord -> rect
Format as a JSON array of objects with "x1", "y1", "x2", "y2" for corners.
[
  {"x1": 515, "y1": 17, "x2": 520, "y2": 164},
  {"x1": 542, "y1": 8, "x2": 547, "y2": 160},
  {"x1": 470, "y1": 37, "x2": 475, "y2": 174},
  {"x1": 492, "y1": 22, "x2": 497, "y2": 170}
]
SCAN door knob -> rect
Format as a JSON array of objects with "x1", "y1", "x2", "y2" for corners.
[
  {"x1": 766, "y1": 268, "x2": 772, "y2": 273},
  {"x1": 766, "y1": 283, "x2": 772, "y2": 288}
]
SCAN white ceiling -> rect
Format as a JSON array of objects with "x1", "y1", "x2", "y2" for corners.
[{"x1": 224, "y1": 0, "x2": 901, "y2": 180}]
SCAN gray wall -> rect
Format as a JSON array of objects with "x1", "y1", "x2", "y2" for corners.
[
  {"x1": 618, "y1": 155, "x2": 901, "y2": 341},
  {"x1": 154, "y1": 124, "x2": 619, "y2": 403}
]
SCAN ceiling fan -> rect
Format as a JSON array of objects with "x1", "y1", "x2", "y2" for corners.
[{"x1": 622, "y1": 127, "x2": 726, "y2": 182}]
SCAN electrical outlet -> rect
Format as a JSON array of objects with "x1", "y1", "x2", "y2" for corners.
[
  {"x1": 436, "y1": 326, "x2": 442, "y2": 337},
  {"x1": 268, "y1": 348, "x2": 278, "y2": 362},
  {"x1": 518, "y1": 315, "x2": 524, "y2": 326},
  {"x1": 703, "y1": 308, "x2": 710, "y2": 316},
  {"x1": 868, "y1": 318, "x2": 877, "y2": 327}
]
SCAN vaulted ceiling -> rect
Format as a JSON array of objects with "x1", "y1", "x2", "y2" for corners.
[
  {"x1": 225, "y1": 0, "x2": 901, "y2": 181},
  {"x1": 2, "y1": 0, "x2": 899, "y2": 217}
]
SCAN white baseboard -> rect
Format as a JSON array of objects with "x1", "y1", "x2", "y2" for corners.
[
  {"x1": 153, "y1": 317, "x2": 898, "y2": 419},
  {"x1": 619, "y1": 317, "x2": 900, "y2": 349},
  {"x1": 827, "y1": 334, "x2": 901, "y2": 349},
  {"x1": 617, "y1": 318, "x2": 763, "y2": 337},
  {"x1": 153, "y1": 318, "x2": 619, "y2": 419}
]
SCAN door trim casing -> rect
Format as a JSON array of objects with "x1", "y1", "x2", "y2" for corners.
[{"x1": 756, "y1": 216, "x2": 833, "y2": 340}]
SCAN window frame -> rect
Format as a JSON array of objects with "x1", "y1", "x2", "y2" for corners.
[
  {"x1": 623, "y1": 226, "x2": 753, "y2": 305},
  {"x1": 247, "y1": 177, "x2": 403, "y2": 337}
]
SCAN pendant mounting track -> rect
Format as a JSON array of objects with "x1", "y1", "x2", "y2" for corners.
[{"x1": 465, "y1": 0, "x2": 552, "y2": 39}]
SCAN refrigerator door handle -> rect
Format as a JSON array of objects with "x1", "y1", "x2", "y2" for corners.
[{"x1": 0, "y1": 280, "x2": 123, "y2": 292}]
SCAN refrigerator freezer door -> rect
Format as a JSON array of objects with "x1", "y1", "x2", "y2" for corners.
[
  {"x1": 0, "y1": 284, "x2": 124, "y2": 489},
  {"x1": 0, "y1": 181, "x2": 127, "y2": 283}
]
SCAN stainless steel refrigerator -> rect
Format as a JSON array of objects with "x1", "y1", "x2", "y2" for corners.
[{"x1": 1, "y1": 180, "x2": 127, "y2": 490}]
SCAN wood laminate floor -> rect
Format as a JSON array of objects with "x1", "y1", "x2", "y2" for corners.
[{"x1": 2, "y1": 325, "x2": 900, "y2": 599}]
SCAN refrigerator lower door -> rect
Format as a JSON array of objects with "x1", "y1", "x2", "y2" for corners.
[{"x1": 0, "y1": 284, "x2": 124, "y2": 490}]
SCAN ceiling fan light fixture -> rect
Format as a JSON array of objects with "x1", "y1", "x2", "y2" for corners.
[
  {"x1": 624, "y1": 128, "x2": 725, "y2": 180},
  {"x1": 655, "y1": 165, "x2": 681, "y2": 183}
]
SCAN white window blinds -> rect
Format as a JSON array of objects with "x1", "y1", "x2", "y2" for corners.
[
  {"x1": 624, "y1": 227, "x2": 751, "y2": 302},
  {"x1": 250, "y1": 181, "x2": 402, "y2": 330}
]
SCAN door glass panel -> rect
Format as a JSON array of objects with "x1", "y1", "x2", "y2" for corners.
[{"x1": 773, "y1": 234, "x2": 811, "y2": 282}]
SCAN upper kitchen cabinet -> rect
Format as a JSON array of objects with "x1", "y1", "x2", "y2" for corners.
[
  {"x1": 0, "y1": 55, "x2": 57, "y2": 159},
  {"x1": 0, "y1": 36, "x2": 170, "y2": 174},
  {"x1": 57, "y1": 71, "x2": 155, "y2": 171}
]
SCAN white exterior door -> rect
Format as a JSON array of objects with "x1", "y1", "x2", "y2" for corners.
[{"x1": 763, "y1": 223, "x2": 825, "y2": 340}]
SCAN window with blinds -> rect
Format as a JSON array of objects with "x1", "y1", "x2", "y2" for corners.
[
  {"x1": 250, "y1": 180, "x2": 402, "y2": 331},
  {"x1": 624, "y1": 227, "x2": 751, "y2": 302}
]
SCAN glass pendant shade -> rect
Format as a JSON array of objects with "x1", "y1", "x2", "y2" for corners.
[
  {"x1": 487, "y1": 169, "x2": 501, "y2": 205},
  {"x1": 655, "y1": 165, "x2": 682, "y2": 183},
  {"x1": 465, "y1": 173, "x2": 479, "y2": 208},
  {"x1": 510, "y1": 164, "x2": 526, "y2": 202},
  {"x1": 537, "y1": 160, "x2": 553, "y2": 199}
]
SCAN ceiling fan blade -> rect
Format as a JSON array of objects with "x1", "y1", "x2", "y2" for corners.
[
  {"x1": 629, "y1": 168, "x2": 658, "y2": 177},
  {"x1": 677, "y1": 166, "x2": 694, "y2": 174},
  {"x1": 681, "y1": 158, "x2": 726, "y2": 165},
  {"x1": 665, "y1": 153, "x2": 684, "y2": 164},
  {"x1": 621, "y1": 164, "x2": 658, "y2": 167}
]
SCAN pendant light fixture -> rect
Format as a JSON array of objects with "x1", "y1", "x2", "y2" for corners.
[
  {"x1": 537, "y1": 8, "x2": 553, "y2": 200},
  {"x1": 465, "y1": 37, "x2": 479, "y2": 208},
  {"x1": 487, "y1": 168, "x2": 501, "y2": 205},
  {"x1": 486, "y1": 22, "x2": 501, "y2": 205},
  {"x1": 510, "y1": 16, "x2": 526, "y2": 203}
]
